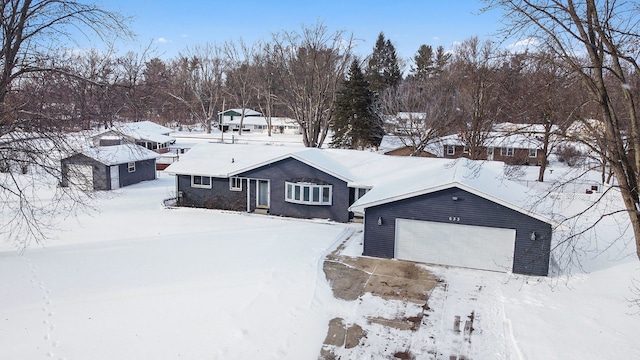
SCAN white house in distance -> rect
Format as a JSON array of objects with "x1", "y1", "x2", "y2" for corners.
[
  {"x1": 218, "y1": 108, "x2": 301, "y2": 135},
  {"x1": 91, "y1": 120, "x2": 176, "y2": 153}
]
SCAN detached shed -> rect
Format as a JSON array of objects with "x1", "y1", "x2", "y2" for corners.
[{"x1": 61, "y1": 144, "x2": 159, "y2": 190}]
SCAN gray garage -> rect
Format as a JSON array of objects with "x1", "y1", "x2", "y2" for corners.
[
  {"x1": 61, "y1": 144, "x2": 159, "y2": 190},
  {"x1": 351, "y1": 182, "x2": 554, "y2": 277}
]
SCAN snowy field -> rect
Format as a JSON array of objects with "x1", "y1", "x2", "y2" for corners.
[{"x1": 1, "y1": 131, "x2": 640, "y2": 359}]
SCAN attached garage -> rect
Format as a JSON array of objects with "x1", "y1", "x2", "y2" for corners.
[
  {"x1": 395, "y1": 219, "x2": 516, "y2": 272},
  {"x1": 61, "y1": 144, "x2": 159, "y2": 191},
  {"x1": 352, "y1": 183, "x2": 555, "y2": 276}
]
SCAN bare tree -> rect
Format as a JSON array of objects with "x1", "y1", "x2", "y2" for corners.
[
  {"x1": 0, "y1": 0, "x2": 131, "y2": 247},
  {"x1": 485, "y1": 0, "x2": 640, "y2": 261},
  {"x1": 224, "y1": 40, "x2": 259, "y2": 136},
  {"x1": 169, "y1": 44, "x2": 226, "y2": 132},
  {"x1": 381, "y1": 70, "x2": 458, "y2": 156},
  {"x1": 449, "y1": 37, "x2": 504, "y2": 160},
  {"x1": 266, "y1": 22, "x2": 354, "y2": 147}
]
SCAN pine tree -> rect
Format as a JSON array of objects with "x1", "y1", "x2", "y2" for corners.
[
  {"x1": 365, "y1": 32, "x2": 402, "y2": 95},
  {"x1": 331, "y1": 60, "x2": 385, "y2": 149},
  {"x1": 410, "y1": 44, "x2": 451, "y2": 80},
  {"x1": 410, "y1": 44, "x2": 434, "y2": 80}
]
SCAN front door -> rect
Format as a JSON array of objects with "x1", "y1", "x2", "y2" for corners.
[
  {"x1": 487, "y1": 147, "x2": 494, "y2": 161},
  {"x1": 257, "y1": 180, "x2": 269, "y2": 208}
]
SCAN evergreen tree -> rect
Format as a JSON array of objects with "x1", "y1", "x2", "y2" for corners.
[
  {"x1": 365, "y1": 32, "x2": 402, "y2": 94},
  {"x1": 331, "y1": 60, "x2": 385, "y2": 149},
  {"x1": 410, "y1": 44, "x2": 451, "y2": 80},
  {"x1": 410, "y1": 44, "x2": 434, "y2": 80}
]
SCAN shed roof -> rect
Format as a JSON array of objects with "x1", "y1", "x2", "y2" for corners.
[{"x1": 79, "y1": 144, "x2": 160, "y2": 166}]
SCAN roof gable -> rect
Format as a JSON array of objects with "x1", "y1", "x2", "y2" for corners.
[{"x1": 78, "y1": 144, "x2": 160, "y2": 165}]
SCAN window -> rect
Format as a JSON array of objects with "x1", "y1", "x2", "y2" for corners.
[
  {"x1": 501, "y1": 147, "x2": 514, "y2": 156},
  {"x1": 230, "y1": 177, "x2": 242, "y2": 191},
  {"x1": 446, "y1": 145, "x2": 455, "y2": 155},
  {"x1": 285, "y1": 182, "x2": 332, "y2": 205},
  {"x1": 529, "y1": 148, "x2": 538, "y2": 158},
  {"x1": 463, "y1": 146, "x2": 469, "y2": 154},
  {"x1": 353, "y1": 187, "x2": 369, "y2": 202},
  {"x1": 192, "y1": 175, "x2": 212, "y2": 188},
  {"x1": 128, "y1": 162, "x2": 135, "y2": 173}
]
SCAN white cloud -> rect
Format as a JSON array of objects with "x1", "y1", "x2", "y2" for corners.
[
  {"x1": 156, "y1": 37, "x2": 171, "y2": 44},
  {"x1": 506, "y1": 37, "x2": 540, "y2": 53}
]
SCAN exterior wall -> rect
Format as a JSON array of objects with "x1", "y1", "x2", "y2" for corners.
[
  {"x1": 384, "y1": 147, "x2": 436, "y2": 157},
  {"x1": 443, "y1": 145, "x2": 544, "y2": 165},
  {"x1": 176, "y1": 175, "x2": 247, "y2": 211},
  {"x1": 238, "y1": 158, "x2": 350, "y2": 222},
  {"x1": 116, "y1": 159, "x2": 157, "y2": 188},
  {"x1": 60, "y1": 154, "x2": 109, "y2": 190},
  {"x1": 362, "y1": 187, "x2": 552, "y2": 276},
  {"x1": 492, "y1": 148, "x2": 544, "y2": 165},
  {"x1": 61, "y1": 155, "x2": 156, "y2": 190}
]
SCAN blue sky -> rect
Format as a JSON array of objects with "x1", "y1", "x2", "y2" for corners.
[{"x1": 99, "y1": 0, "x2": 505, "y2": 62}]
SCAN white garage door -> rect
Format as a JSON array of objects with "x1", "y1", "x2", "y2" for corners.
[
  {"x1": 67, "y1": 164, "x2": 93, "y2": 190},
  {"x1": 395, "y1": 219, "x2": 516, "y2": 272}
]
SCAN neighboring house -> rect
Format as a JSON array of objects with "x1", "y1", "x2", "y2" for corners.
[
  {"x1": 224, "y1": 116, "x2": 301, "y2": 135},
  {"x1": 164, "y1": 143, "x2": 555, "y2": 276},
  {"x1": 61, "y1": 144, "x2": 159, "y2": 190},
  {"x1": 438, "y1": 133, "x2": 545, "y2": 165},
  {"x1": 218, "y1": 108, "x2": 262, "y2": 132},
  {"x1": 379, "y1": 135, "x2": 439, "y2": 158},
  {"x1": 91, "y1": 121, "x2": 175, "y2": 153}
]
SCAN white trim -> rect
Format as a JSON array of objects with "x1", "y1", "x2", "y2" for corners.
[
  {"x1": 285, "y1": 182, "x2": 332, "y2": 205},
  {"x1": 256, "y1": 179, "x2": 270, "y2": 208},
  {"x1": 528, "y1": 148, "x2": 538, "y2": 158},
  {"x1": 350, "y1": 182, "x2": 558, "y2": 226},
  {"x1": 501, "y1": 147, "x2": 515, "y2": 156},
  {"x1": 191, "y1": 175, "x2": 212, "y2": 189},
  {"x1": 229, "y1": 177, "x2": 242, "y2": 191}
]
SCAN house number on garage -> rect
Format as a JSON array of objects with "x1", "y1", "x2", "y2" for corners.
[{"x1": 448, "y1": 216, "x2": 460, "y2": 222}]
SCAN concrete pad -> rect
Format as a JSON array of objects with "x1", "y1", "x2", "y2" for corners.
[{"x1": 323, "y1": 261, "x2": 369, "y2": 301}]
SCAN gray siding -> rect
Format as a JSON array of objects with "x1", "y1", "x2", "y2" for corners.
[
  {"x1": 115, "y1": 159, "x2": 157, "y2": 188},
  {"x1": 238, "y1": 158, "x2": 350, "y2": 222},
  {"x1": 177, "y1": 175, "x2": 247, "y2": 211},
  {"x1": 363, "y1": 187, "x2": 551, "y2": 276},
  {"x1": 61, "y1": 154, "x2": 156, "y2": 190}
]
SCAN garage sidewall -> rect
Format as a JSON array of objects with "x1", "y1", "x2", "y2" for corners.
[{"x1": 362, "y1": 187, "x2": 552, "y2": 276}]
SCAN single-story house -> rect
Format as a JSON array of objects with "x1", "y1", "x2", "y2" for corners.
[
  {"x1": 164, "y1": 143, "x2": 556, "y2": 276},
  {"x1": 91, "y1": 121, "x2": 176, "y2": 153},
  {"x1": 224, "y1": 116, "x2": 301, "y2": 135},
  {"x1": 437, "y1": 133, "x2": 545, "y2": 165},
  {"x1": 61, "y1": 144, "x2": 160, "y2": 190}
]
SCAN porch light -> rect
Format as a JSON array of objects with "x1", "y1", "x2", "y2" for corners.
[
  {"x1": 530, "y1": 231, "x2": 537, "y2": 241},
  {"x1": 377, "y1": 217, "x2": 383, "y2": 226},
  {"x1": 452, "y1": 196, "x2": 458, "y2": 201}
]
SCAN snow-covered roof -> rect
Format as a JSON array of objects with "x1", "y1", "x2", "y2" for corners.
[
  {"x1": 165, "y1": 143, "x2": 554, "y2": 224},
  {"x1": 435, "y1": 132, "x2": 543, "y2": 149},
  {"x1": 79, "y1": 144, "x2": 160, "y2": 165},
  {"x1": 93, "y1": 121, "x2": 175, "y2": 145},
  {"x1": 115, "y1": 121, "x2": 173, "y2": 136},
  {"x1": 223, "y1": 116, "x2": 300, "y2": 127},
  {"x1": 219, "y1": 108, "x2": 262, "y2": 117},
  {"x1": 492, "y1": 122, "x2": 560, "y2": 134},
  {"x1": 348, "y1": 158, "x2": 553, "y2": 224}
]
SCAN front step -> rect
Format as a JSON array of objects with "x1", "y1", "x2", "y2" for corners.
[{"x1": 254, "y1": 208, "x2": 269, "y2": 215}]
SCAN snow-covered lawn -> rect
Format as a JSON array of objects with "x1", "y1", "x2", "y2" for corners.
[{"x1": 0, "y1": 175, "x2": 350, "y2": 359}]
